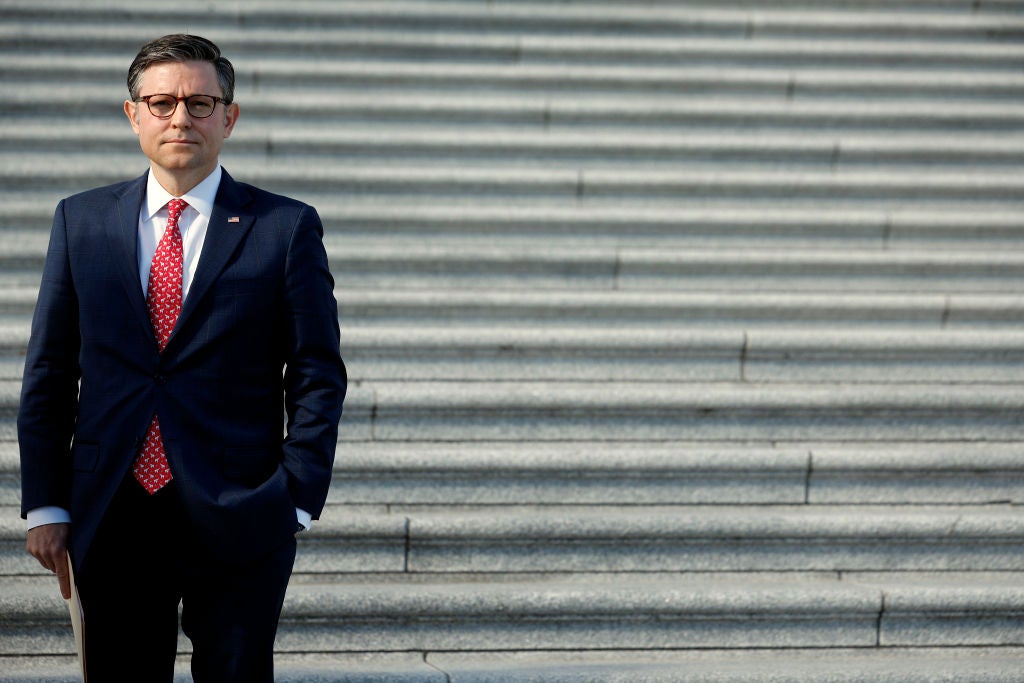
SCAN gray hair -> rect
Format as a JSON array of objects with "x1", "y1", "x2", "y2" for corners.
[{"x1": 127, "y1": 34, "x2": 234, "y2": 103}]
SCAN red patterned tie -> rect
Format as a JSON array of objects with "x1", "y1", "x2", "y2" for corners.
[{"x1": 133, "y1": 198, "x2": 187, "y2": 494}]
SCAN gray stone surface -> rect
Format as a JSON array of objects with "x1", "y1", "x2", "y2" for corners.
[
  {"x1": 13, "y1": 439, "x2": 1023, "y2": 509},
  {"x1": 432, "y1": 648, "x2": 1024, "y2": 683},
  {"x1": 8, "y1": 152, "x2": 1024, "y2": 204},
  {"x1": 330, "y1": 442, "x2": 810, "y2": 505},
  {"x1": 12, "y1": 199, "x2": 1024, "y2": 249},
  {"x1": 14, "y1": 318, "x2": 1024, "y2": 384},
  {"x1": 4, "y1": 287, "x2": 1010, "y2": 325},
  {"x1": 274, "y1": 573, "x2": 882, "y2": 651},
  {"x1": 10, "y1": 240, "x2": 1024, "y2": 294},
  {"x1": 362, "y1": 381, "x2": 1024, "y2": 441},
  {"x1": 14, "y1": 379, "x2": 1024, "y2": 442},
  {"x1": 809, "y1": 443, "x2": 1024, "y2": 504},
  {"x1": 2, "y1": 0, "x2": 1024, "y2": 678},
  {"x1": 402, "y1": 505, "x2": 1024, "y2": 572},
  {"x1": 4, "y1": 648, "x2": 1024, "y2": 683},
  {"x1": 0, "y1": 653, "x2": 448, "y2": 682}
]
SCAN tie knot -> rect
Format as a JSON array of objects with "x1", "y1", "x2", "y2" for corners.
[{"x1": 167, "y1": 199, "x2": 188, "y2": 225}]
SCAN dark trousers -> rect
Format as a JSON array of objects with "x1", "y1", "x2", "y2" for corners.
[{"x1": 77, "y1": 475, "x2": 296, "y2": 682}]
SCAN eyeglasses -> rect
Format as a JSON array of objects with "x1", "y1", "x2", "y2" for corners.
[{"x1": 134, "y1": 94, "x2": 228, "y2": 119}]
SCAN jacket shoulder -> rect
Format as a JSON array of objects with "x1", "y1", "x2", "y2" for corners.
[
  {"x1": 59, "y1": 175, "x2": 145, "y2": 210},
  {"x1": 237, "y1": 182, "x2": 314, "y2": 214}
]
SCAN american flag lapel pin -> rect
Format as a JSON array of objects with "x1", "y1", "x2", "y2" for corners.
[{"x1": 228, "y1": 216, "x2": 240, "y2": 223}]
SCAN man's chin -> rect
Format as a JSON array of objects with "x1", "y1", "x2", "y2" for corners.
[{"x1": 156, "y1": 153, "x2": 205, "y2": 170}]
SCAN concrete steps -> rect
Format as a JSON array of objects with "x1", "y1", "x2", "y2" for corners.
[
  {"x1": 10, "y1": 204, "x2": 1024, "y2": 248},
  {"x1": 5, "y1": 502, "x2": 1023, "y2": 574},
  {"x1": 3, "y1": 1, "x2": 1023, "y2": 39},
  {"x1": 8, "y1": 289, "x2": 1024, "y2": 329},
  {"x1": 7, "y1": 91, "x2": 1022, "y2": 132},
  {"x1": 3, "y1": 648, "x2": 1024, "y2": 683},
  {"x1": 4, "y1": 572, "x2": 1024, "y2": 654},
  {"x1": 10, "y1": 240, "x2": 1024, "y2": 292},
  {"x1": 324, "y1": 441, "x2": 1024, "y2": 506},
  {"x1": 2, "y1": 0, "x2": 1023, "y2": 678},
  {"x1": 9, "y1": 325, "x2": 1024, "y2": 382},
  {"x1": 6, "y1": 155, "x2": 1024, "y2": 205},
  {"x1": 9, "y1": 124, "x2": 1024, "y2": 168},
  {"x1": 325, "y1": 380, "x2": 1024, "y2": 441},
  {"x1": 2, "y1": 440, "x2": 1024, "y2": 508},
  {"x1": 9, "y1": 27, "x2": 1024, "y2": 71},
  {"x1": 9, "y1": 57, "x2": 1024, "y2": 101},
  {"x1": 298, "y1": 505, "x2": 1024, "y2": 573},
  {"x1": 7, "y1": 378, "x2": 1024, "y2": 440}
]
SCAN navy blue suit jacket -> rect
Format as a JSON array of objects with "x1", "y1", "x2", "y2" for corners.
[{"x1": 18, "y1": 169, "x2": 347, "y2": 571}]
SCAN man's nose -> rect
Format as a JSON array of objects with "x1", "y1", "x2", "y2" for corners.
[{"x1": 170, "y1": 101, "x2": 192, "y2": 127}]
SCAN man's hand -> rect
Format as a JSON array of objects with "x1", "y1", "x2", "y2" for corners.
[{"x1": 27, "y1": 523, "x2": 72, "y2": 599}]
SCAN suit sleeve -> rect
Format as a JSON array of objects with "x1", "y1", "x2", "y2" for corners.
[
  {"x1": 18, "y1": 200, "x2": 81, "y2": 517},
  {"x1": 279, "y1": 205, "x2": 346, "y2": 519}
]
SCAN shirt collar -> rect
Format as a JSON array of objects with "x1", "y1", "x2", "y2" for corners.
[{"x1": 142, "y1": 165, "x2": 222, "y2": 222}]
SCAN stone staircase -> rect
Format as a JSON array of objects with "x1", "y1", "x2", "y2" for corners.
[{"x1": 2, "y1": 0, "x2": 1024, "y2": 680}]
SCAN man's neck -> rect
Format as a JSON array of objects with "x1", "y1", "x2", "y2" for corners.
[{"x1": 150, "y1": 164, "x2": 217, "y2": 197}]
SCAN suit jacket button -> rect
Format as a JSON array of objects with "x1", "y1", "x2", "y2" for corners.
[{"x1": 154, "y1": 374, "x2": 166, "y2": 385}]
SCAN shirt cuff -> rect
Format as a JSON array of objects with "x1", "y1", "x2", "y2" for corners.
[
  {"x1": 296, "y1": 507, "x2": 312, "y2": 532},
  {"x1": 27, "y1": 506, "x2": 72, "y2": 530},
  {"x1": 30, "y1": 506, "x2": 313, "y2": 532}
]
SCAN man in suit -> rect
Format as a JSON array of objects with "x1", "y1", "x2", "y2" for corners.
[{"x1": 18, "y1": 34, "x2": 346, "y2": 681}]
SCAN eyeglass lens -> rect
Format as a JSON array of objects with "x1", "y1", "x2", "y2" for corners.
[{"x1": 146, "y1": 95, "x2": 218, "y2": 118}]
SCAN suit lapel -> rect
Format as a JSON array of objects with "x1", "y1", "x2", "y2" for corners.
[
  {"x1": 172, "y1": 170, "x2": 255, "y2": 340},
  {"x1": 111, "y1": 174, "x2": 153, "y2": 341}
]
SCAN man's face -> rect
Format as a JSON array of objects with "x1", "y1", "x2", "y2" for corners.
[{"x1": 124, "y1": 60, "x2": 239, "y2": 187}]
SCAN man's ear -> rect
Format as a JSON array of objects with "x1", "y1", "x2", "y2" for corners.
[
  {"x1": 124, "y1": 100, "x2": 141, "y2": 134},
  {"x1": 222, "y1": 102, "x2": 240, "y2": 139}
]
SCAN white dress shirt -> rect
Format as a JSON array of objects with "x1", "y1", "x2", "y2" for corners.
[{"x1": 28, "y1": 166, "x2": 311, "y2": 532}]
